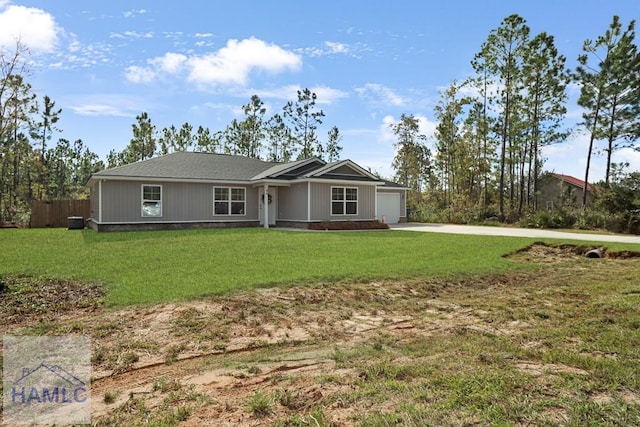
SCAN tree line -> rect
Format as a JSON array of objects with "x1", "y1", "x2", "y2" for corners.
[
  {"x1": 0, "y1": 43, "x2": 104, "y2": 223},
  {"x1": 2, "y1": 14, "x2": 638, "y2": 228},
  {"x1": 107, "y1": 90, "x2": 343, "y2": 168},
  {"x1": 391, "y1": 14, "x2": 639, "y2": 224},
  {"x1": 0, "y1": 40, "x2": 343, "y2": 223}
]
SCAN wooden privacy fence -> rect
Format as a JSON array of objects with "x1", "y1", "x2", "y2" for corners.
[{"x1": 30, "y1": 199, "x2": 91, "y2": 228}]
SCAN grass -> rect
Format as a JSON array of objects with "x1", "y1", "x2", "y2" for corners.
[
  {"x1": 4, "y1": 232, "x2": 638, "y2": 425},
  {"x1": 3, "y1": 227, "x2": 638, "y2": 306}
]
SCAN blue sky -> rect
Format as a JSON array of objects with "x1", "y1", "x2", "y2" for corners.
[{"x1": 1, "y1": 0, "x2": 639, "y2": 181}]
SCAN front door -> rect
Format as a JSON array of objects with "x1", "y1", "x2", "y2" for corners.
[{"x1": 258, "y1": 186, "x2": 277, "y2": 226}]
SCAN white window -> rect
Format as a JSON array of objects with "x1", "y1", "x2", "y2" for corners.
[
  {"x1": 214, "y1": 187, "x2": 246, "y2": 215},
  {"x1": 331, "y1": 186, "x2": 358, "y2": 215},
  {"x1": 142, "y1": 185, "x2": 162, "y2": 217}
]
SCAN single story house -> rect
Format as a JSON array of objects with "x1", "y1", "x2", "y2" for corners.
[
  {"x1": 86, "y1": 152, "x2": 407, "y2": 231},
  {"x1": 538, "y1": 173, "x2": 597, "y2": 209}
]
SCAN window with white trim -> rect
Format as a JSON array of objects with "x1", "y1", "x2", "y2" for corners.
[
  {"x1": 142, "y1": 185, "x2": 162, "y2": 217},
  {"x1": 331, "y1": 186, "x2": 358, "y2": 215},
  {"x1": 214, "y1": 187, "x2": 246, "y2": 215}
]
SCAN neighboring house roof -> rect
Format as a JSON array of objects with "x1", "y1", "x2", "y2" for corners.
[
  {"x1": 88, "y1": 152, "x2": 385, "y2": 185},
  {"x1": 552, "y1": 173, "x2": 595, "y2": 192}
]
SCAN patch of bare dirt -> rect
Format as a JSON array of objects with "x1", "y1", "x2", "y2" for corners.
[
  {"x1": 506, "y1": 242, "x2": 602, "y2": 262},
  {"x1": 505, "y1": 241, "x2": 640, "y2": 262},
  {"x1": 0, "y1": 275, "x2": 104, "y2": 327},
  {"x1": 0, "y1": 257, "x2": 637, "y2": 425}
]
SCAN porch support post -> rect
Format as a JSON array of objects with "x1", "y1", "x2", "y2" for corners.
[{"x1": 263, "y1": 184, "x2": 269, "y2": 229}]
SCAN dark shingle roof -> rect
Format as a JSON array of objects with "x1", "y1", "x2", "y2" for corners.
[
  {"x1": 90, "y1": 151, "x2": 398, "y2": 186},
  {"x1": 379, "y1": 180, "x2": 408, "y2": 189},
  {"x1": 92, "y1": 152, "x2": 280, "y2": 181}
]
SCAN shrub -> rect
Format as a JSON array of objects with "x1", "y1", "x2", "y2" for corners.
[
  {"x1": 307, "y1": 221, "x2": 389, "y2": 231},
  {"x1": 523, "y1": 209, "x2": 577, "y2": 229},
  {"x1": 246, "y1": 391, "x2": 274, "y2": 417}
]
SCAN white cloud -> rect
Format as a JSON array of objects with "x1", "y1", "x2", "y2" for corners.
[
  {"x1": 299, "y1": 40, "x2": 368, "y2": 58},
  {"x1": 305, "y1": 41, "x2": 348, "y2": 56},
  {"x1": 124, "y1": 65, "x2": 156, "y2": 84},
  {"x1": 125, "y1": 37, "x2": 301, "y2": 87},
  {"x1": 123, "y1": 9, "x2": 147, "y2": 18},
  {"x1": 150, "y1": 52, "x2": 187, "y2": 74},
  {"x1": 355, "y1": 83, "x2": 406, "y2": 107},
  {"x1": 0, "y1": 3, "x2": 59, "y2": 53},
  {"x1": 308, "y1": 85, "x2": 349, "y2": 104},
  {"x1": 186, "y1": 37, "x2": 301, "y2": 86},
  {"x1": 195, "y1": 33, "x2": 213, "y2": 38},
  {"x1": 325, "y1": 41, "x2": 348, "y2": 54},
  {"x1": 378, "y1": 115, "x2": 397, "y2": 144},
  {"x1": 67, "y1": 94, "x2": 145, "y2": 117},
  {"x1": 68, "y1": 104, "x2": 131, "y2": 117},
  {"x1": 377, "y1": 114, "x2": 437, "y2": 145},
  {"x1": 110, "y1": 30, "x2": 153, "y2": 39}
]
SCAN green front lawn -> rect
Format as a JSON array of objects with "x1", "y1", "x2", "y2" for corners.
[{"x1": 1, "y1": 227, "x2": 638, "y2": 306}]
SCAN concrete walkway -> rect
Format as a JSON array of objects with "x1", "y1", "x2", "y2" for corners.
[{"x1": 389, "y1": 223, "x2": 640, "y2": 245}]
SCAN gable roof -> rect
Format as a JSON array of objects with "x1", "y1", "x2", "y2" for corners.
[
  {"x1": 91, "y1": 152, "x2": 279, "y2": 182},
  {"x1": 306, "y1": 159, "x2": 379, "y2": 181},
  {"x1": 552, "y1": 173, "x2": 595, "y2": 192},
  {"x1": 89, "y1": 152, "x2": 385, "y2": 185},
  {"x1": 251, "y1": 157, "x2": 325, "y2": 180}
]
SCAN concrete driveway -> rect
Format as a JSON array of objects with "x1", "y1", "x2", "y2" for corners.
[{"x1": 389, "y1": 223, "x2": 640, "y2": 245}]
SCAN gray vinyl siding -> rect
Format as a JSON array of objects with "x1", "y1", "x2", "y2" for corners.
[
  {"x1": 278, "y1": 182, "x2": 308, "y2": 221},
  {"x1": 97, "y1": 180, "x2": 259, "y2": 223},
  {"x1": 89, "y1": 184, "x2": 100, "y2": 221},
  {"x1": 309, "y1": 183, "x2": 376, "y2": 221}
]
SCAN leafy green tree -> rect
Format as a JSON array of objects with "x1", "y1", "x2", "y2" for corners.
[
  {"x1": 33, "y1": 95, "x2": 61, "y2": 159},
  {"x1": 325, "y1": 126, "x2": 343, "y2": 162},
  {"x1": 391, "y1": 114, "x2": 432, "y2": 210},
  {"x1": 434, "y1": 82, "x2": 473, "y2": 208},
  {"x1": 283, "y1": 88, "x2": 325, "y2": 159},
  {"x1": 195, "y1": 125, "x2": 218, "y2": 152},
  {"x1": 130, "y1": 112, "x2": 157, "y2": 160},
  {"x1": 575, "y1": 16, "x2": 640, "y2": 204},
  {"x1": 265, "y1": 113, "x2": 293, "y2": 162},
  {"x1": 31, "y1": 95, "x2": 62, "y2": 199},
  {"x1": 176, "y1": 122, "x2": 196, "y2": 152},
  {"x1": 158, "y1": 124, "x2": 177, "y2": 155},
  {"x1": 473, "y1": 14, "x2": 530, "y2": 219},
  {"x1": 595, "y1": 169, "x2": 640, "y2": 233},
  {"x1": 467, "y1": 57, "x2": 497, "y2": 215},
  {"x1": 521, "y1": 32, "x2": 570, "y2": 210},
  {"x1": 221, "y1": 119, "x2": 247, "y2": 156},
  {"x1": 0, "y1": 42, "x2": 36, "y2": 220},
  {"x1": 157, "y1": 122, "x2": 196, "y2": 154},
  {"x1": 46, "y1": 138, "x2": 72, "y2": 198},
  {"x1": 240, "y1": 95, "x2": 266, "y2": 158}
]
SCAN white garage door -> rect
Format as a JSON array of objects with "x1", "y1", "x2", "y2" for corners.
[{"x1": 377, "y1": 193, "x2": 401, "y2": 224}]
